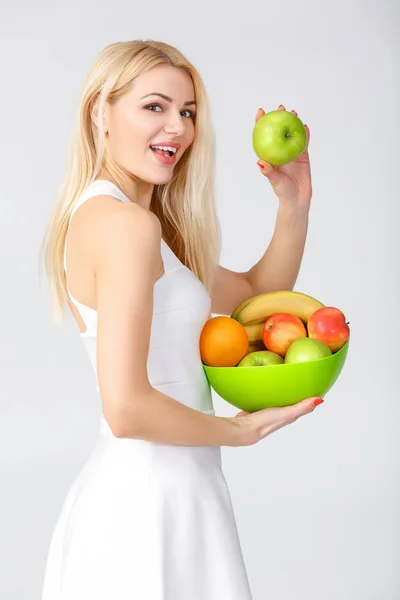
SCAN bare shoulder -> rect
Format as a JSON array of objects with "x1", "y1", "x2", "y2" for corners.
[
  {"x1": 74, "y1": 193, "x2": 160, "y2": 245},
  {"x1": 73, "y1": 194, "x2": 162, "y2": 277}
]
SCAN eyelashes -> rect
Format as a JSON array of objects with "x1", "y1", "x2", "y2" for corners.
[{"x1": 144, "y1": 104, "x2": 195, "y2": 119}]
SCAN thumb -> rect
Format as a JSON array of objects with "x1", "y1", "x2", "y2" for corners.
[
  {"x1": 257, "y1": 160, "x2": 275, "y2": 175},
  {"x1": 257, "y1": 161, "x2": 286, "y2": 192},
  {"x1": 266, "y1": 170, "x2": 286, "y2": 192},
  {"x1": 235, "y1": 410, "x2": 250, "y2": 418}
]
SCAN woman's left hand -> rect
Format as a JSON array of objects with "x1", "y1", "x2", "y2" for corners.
[{"x1": 256, "y1": 105, "x2": 312, "y2": 210}]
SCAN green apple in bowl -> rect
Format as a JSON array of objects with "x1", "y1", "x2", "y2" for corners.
[
  {"x1": 238, "y1": 350, "x2": 284, "y2": 367},
  {"x1": 202, "y1": 340, "x2": 349, "y2": 411},
  {"x1": 285, "y1": 338, "x2": 332, "y2": 364},
  {"x1": 253, "y1": 110, "x2": 307, "y2": 166}
]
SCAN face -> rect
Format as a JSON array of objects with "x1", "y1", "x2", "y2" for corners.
[{"x1": 101, "y1": 64, "x2": 196, "y2": 186}]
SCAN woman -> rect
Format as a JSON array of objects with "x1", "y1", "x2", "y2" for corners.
[{"x1": 39, "y1": 39, "x2": 323, "y2": 600}]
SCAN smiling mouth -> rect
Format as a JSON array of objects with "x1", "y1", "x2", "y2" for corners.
[{"x1": 150, "y1": 147, "x2": 176, "y2": 158}]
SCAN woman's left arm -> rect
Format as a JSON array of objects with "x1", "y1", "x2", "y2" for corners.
[{"x1": 246, "y1": 105, "x2": 313, "y2": 295}]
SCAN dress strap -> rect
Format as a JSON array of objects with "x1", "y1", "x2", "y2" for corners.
[{"x1": 63, "y1": 180, "x2": 132, "y2": 328}]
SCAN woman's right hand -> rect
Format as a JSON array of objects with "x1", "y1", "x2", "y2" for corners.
[{"x1": 230, "y1": 396, "x2": 324, "y2": 446}]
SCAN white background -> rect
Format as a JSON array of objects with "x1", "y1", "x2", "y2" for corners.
[{"x1": 0, "y1": 0, "x2": 398, "y2": 598}]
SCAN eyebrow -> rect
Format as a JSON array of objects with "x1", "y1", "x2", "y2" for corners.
[{"x1": 140, "y1": 92, "x2": 196, "y2": 106}]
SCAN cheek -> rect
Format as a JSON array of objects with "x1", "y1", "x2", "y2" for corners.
[
  {"x1": 111, "y1": 122, "x2": 149, "y2": 158},
  {"x1": 114, "y1": 109, "x2": 150, "y2": 140},
  {"x1": 185, "y1": 123, "x2": 196, "y2": 147}
]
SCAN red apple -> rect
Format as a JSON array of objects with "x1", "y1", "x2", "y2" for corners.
[
  {"x1": 307, "y1": 307, "x2": 350, "y2": 352},
  {"x1": 262, "y1": 312, "x2": 307, "y2": 357}
]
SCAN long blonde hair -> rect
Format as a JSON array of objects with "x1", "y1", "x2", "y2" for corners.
[{"x1": 38, "y1": 39, "x2": 221, "y2": 326}]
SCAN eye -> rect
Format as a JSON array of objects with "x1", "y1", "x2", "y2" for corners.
[
  {"x1": 145, "y1": 104, "x2": 195, "y2": 119},
  {"x1": 145, "y1": 103, "x2": 162, "y2": 113}
]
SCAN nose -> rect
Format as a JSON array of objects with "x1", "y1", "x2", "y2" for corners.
[{"x1": 163, "y1": 111, "x2": 186, "y2": 136}]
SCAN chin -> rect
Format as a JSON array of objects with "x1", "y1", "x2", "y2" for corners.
[{"x1": 150, "y1": 170, "x2": 174, "y2": 184}]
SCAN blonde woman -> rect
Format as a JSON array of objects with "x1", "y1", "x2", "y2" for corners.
[{"x1": 39, "y1": 39, "x2": 323, "y2": 600}]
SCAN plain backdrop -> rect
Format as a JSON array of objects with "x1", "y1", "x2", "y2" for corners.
[{"x1": 0, "y1": 1, "x2": 398, "y2": 598}]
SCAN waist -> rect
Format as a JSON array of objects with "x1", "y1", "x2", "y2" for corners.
[{"x1": 96, "y1": 415, "x2": 222, "y2": 478}]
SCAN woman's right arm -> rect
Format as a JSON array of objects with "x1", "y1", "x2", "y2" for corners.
[{"x1": 92, "y1": 200, "x2": 323, "y2": 448}]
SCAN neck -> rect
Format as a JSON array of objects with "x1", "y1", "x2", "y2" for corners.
[{"x1": 97, "y1": 168, "x2": 154, "y2": 211}]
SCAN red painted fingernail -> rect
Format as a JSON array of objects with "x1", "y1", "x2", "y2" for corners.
[
  {"x1": 313, "y1": 398, "x2": 324, "y2": 406},
  {"x1": 257, "y1": 160, "x2": 264, "y2": 168}
]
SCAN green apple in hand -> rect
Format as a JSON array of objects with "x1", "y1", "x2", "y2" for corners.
[{"x1": 253, "y1": 110, "x2": 307, "y2": 166}]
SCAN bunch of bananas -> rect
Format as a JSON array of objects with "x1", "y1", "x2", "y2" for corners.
[{"x1": 231, "y1": 290, "x2": 324, "y2": 353}]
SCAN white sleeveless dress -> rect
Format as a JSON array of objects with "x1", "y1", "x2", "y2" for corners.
[{"x1": 41, "y1": 180, "x2": 253, "y2": 600}]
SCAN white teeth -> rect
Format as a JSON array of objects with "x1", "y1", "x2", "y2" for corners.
[{"x1": 150, "y1": 145, "x2": 177, "y2": 154}]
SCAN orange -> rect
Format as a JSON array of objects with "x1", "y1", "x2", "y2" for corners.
[{"x1": 200, "y1": 316, "x2": 249, "y2": 367}]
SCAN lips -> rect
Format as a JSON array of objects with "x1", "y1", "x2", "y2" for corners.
[
  {"x1": 150, "y1": 141, "x2": 181, "y2": 150},
  {"x1": 150, "y1": 147, "x2": 177, "y2": 165},
  {"x1": 152, "y1": 147, "x2": 174, "y2": 157}
]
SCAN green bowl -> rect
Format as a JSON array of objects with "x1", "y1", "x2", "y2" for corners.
[{"x1": 202, "y1": 340, "x2": 349, "y2": 412}]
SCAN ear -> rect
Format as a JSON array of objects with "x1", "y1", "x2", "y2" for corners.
[
  {"x1": 90, "y1": 94, "x2": 108, "y2": 131},
  {"x1": 90, "y1": 94, "x2": 100, "y2": 128}
]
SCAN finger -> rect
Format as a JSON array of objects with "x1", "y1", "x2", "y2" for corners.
[
  {"x1": 291, "y1": 109, "x2": 298, "y2": 116},
  {"x1": 304, "y1": 124, "x2": 310, "y2": 145},
  {"x1": 282, "y1": 396, "x2": 324, "y2": 423},
  {"x1": 278, "y1": 104, "x2": 286, "y2": 110},
  {"x1": 257, "y1": 159, "x2": 275, "y2": 174},
  {"x1": 255, "y1": 108, "x2": 265, "y2": 123}
]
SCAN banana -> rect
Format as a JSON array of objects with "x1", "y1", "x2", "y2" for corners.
[
  {"x1": 247, "y1": 340, "x2": 265, "y2": 353},
  {"x1": 231, "y1": 296, "x2": 254, "y2": 320},
  {"x1": 233, "y1": 290, "x2": 324, "y2": 326},
  {"x1": 243, "y1": 322, "x2": 264, "y2": 343}
]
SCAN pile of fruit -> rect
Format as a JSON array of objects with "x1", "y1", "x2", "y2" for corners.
[{"x1": 200, "y1": 290, "x2": 350, "y2": 368}]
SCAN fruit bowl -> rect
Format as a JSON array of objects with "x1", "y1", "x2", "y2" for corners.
[{"x1": 202, "y1": 339, "x2": 349, "y2": 412}]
